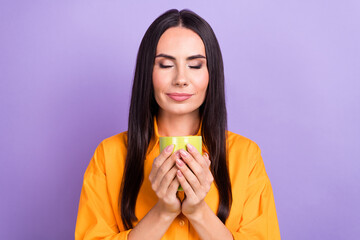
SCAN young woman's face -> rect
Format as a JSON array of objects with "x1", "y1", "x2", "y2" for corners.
[{"x1": 153, "y1": 27, "x2": 209, "y2": 117}]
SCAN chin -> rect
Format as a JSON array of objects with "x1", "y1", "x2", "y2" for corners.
[{"x1": 162, "y1": 106, "x2": 200, "y2": 116}]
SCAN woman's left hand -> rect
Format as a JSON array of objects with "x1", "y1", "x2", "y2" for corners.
[{"x1": 175, "y1": 143, "x2": 213, "y2": 218}]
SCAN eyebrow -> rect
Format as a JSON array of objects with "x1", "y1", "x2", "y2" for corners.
[{"x1": 155, "y1": 53, "x2": 206, "y2": 60}]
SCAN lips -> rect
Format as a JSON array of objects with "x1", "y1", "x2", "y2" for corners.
[{"x1": 167, "y1": 93, "x2": 193, "y2": 102}]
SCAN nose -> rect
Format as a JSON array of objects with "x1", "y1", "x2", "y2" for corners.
[{"x1": 173, "y1": 66, "x2": 189, "y2": 87}]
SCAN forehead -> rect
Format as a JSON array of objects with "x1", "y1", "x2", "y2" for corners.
[{"x1": 156, "y1": 27, "x2": 206, "y2": 56}]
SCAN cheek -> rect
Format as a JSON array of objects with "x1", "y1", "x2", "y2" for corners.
[
  {"x1": 152, "y1": 70, "x2": 164, "y2": 93},
  {"x1": 196, "y1": 71, "x2": 209, "y2": 92}
]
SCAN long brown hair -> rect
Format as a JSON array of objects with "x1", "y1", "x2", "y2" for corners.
[{"x1": 120, "y1": 8, "x2": 232, "y2": 229}]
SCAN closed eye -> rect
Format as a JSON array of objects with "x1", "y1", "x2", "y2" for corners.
[
  {"x1": 159, "y1": 63, "x2": 173, "y2": 68},
  {"x1": 189, "y1": 64, "x2": 202, "y2": 69},
  {"x1": 159, "y1": 63, "x2": 203, "y2": 69}
]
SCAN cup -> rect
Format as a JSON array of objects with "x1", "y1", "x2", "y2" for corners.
[{"x1": 159, "y1": 136, "x2": 202, "y2": 191}]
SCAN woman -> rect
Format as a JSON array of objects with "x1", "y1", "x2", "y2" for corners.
[{"x1": 75, "y1": 9, "x2": 280, "y2": 240}]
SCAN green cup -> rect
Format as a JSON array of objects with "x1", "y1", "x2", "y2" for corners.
[{"x1": 159, "y1": 136, "x2": 202, "y2": 191}]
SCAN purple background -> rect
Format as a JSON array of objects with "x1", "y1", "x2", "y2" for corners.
[{"x1": 1, "y1": 1, "x2": 359, "y2": 239}]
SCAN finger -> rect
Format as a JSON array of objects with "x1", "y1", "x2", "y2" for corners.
[
  {"x1": 167, "y1": 177, "x2": 180, "y2": 196},
  {"x1": 157, "y1": 166, "x2": 178, "y2": 197},
  {"x1": 186, "y1": 144, "x2": 208, "y2": 169},
  {"x1": 176, "y1": 170, "x2": 196, "y2": 200},
  {"x1": 176, "y1": 158, "x2": 201, "y2": 192},
  {"x1": 149, "y1": 144, "x2": 174, "y2": 181},
  {"x1": 152, "y1": 150, "x2": 180, "y2": 190},
  {"x1": 203, "y1": 152, "x2": 211, "y2": 167},
  {"x1": 179, "y1": 149, "x2": 206, "y2": 184},
  {"x1": 202, "y1": 152, "x2": 213, "y2": 184}
]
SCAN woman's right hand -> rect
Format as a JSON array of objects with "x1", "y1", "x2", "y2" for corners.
[{"x1": 149, "y1": 144, "x2": 181, "y2": 217}]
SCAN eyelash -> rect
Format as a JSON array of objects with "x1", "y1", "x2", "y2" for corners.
[{"x1": 159, "y1": 63, "x2": 202, "y2": 69}]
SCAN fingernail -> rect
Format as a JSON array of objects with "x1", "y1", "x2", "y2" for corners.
[
  {"x1": 186, "y1": 143, "x2": 194, "y2": 152},
  {"x1": 175, "y1": 151, "x2": 180, "y2": 158},
  {"x1": 165, "y1": 144, "x2": 174, "y2": 153},
  {"x1": 176, "y1": 158, "x2": 184, "y2": 166},
  {"x1": 180, "y1": 149, "x2": 188, "y2": 156},
  {"x1": 204, "y1": 152, "x2": 209, "y2": 159}
]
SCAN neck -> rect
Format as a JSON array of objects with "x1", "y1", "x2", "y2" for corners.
[{"x1": 157, "y1": 111, "x2": 201, "y2": 136}]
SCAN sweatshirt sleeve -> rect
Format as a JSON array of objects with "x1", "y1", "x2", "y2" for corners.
[
  {"x1": 75, "y1": 142, "x2": 131, "y2": 240},
  {"x1": 231, "y1": 143, "x2": 281, "y2": 240}
]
